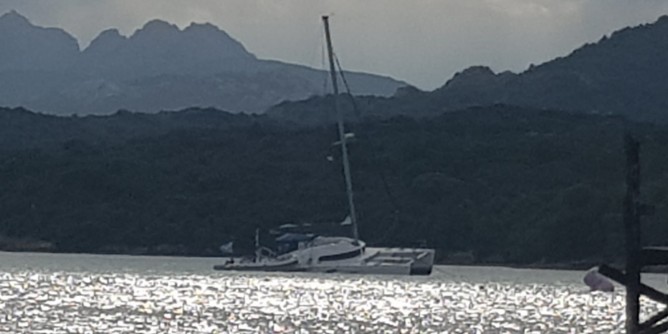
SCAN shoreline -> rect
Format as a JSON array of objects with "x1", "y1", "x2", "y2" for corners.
[
  {"x1": 0, "y1": 236, "x2": 638, "y2": 272},
  {"x1": 0, "y1": 246, "x2": 626, "y2": 272}
]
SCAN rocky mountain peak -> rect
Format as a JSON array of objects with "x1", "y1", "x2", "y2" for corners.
[
  {"x1": 0, "y1": 10, "x2": 31, "y2": 27},
  {"x1": 82, "y1": 28, "x2": 127, "y2": 63},
  {"x1": 86, "y1": 28, "x2": 126, "y2": 47},
  {"x1": 184, "y1": 22, "x2": 219, "y2": 32},
  {"x1": 131, "y1": 19, "x2": 180, "y2": 39},
  {"x1": 0, "y1": 12, "x2": 404, "y2": 115},
  {"x1": 0, "y1": 10, "x2": 80, "y2": 71},
  {"x1": 97, "y1": 28, "x2": 124, "y2": 39},
  {"x1": 443, "y1": 66, "x2": 499, "y2": 89}
]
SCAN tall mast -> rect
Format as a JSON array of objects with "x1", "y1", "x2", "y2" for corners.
[{"x1": 322, "y1": 15, "x2": 359, "y2": 243}]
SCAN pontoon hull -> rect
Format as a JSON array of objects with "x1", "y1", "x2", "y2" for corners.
[{"x1": 213, "y1": 246, "x2": 435, "y2": 276}]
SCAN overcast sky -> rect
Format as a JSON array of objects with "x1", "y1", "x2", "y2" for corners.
[{"x1": 1, "y1": 1, "x2": 667, "y2": 90}]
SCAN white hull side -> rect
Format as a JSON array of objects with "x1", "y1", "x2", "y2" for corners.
[{"x1": 214, "y1": 245, "x2": 434, "y2": 276}]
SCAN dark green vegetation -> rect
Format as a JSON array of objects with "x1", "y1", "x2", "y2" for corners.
[{"x1": 2, "y1": 105, "x2": 668, "y2": 265}]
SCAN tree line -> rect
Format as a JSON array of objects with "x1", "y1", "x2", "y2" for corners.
[{"x1": 1, "y1": 105, "x2": 668, "y2": 265}]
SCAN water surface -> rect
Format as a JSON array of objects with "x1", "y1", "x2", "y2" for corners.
[{"x1": 0, "y1": 252, "x2": 664, "y2": 333}]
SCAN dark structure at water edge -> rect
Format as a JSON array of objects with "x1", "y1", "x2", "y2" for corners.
[{"x1": 599, "y1": 135, "x2": 668, "y2": 334}]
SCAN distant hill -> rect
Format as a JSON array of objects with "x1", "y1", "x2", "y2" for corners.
[
  {"x1": 434, "y1": 15, "x2": 668, "y2": 122},
  {"x1": 269, "y1": 15, "x2": 668, "y2": 123},
  {"x1": 0, "y1": 106, "x2": 264, "y2": 151},
  {"x1": 0, "y1": 11, "x2": 406, "y2": 115},
  {"x1": 0, "y1": 11, "x2": 80, "y2": 72},
  {"x1": 5, "y1": 104, "x2": 668, "y2": 265}
]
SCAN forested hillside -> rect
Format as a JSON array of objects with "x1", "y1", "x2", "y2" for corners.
[{"x1": 2, "y1": 105, "x2": 668, "y2": 265}]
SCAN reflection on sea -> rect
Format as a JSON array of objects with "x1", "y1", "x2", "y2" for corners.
[{"x1": 0, "y1": 252, "x2": 664, "y2": 333}]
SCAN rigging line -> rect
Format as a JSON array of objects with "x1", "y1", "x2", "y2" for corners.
[
  {"x1": 333, "y1": 54, "x2": 404, "y2": 245},
  {"x1": 305, "y1": 21, "x2": 326, "y2": 71},
  {"x1": 333, "y1": 54, "x2": 361, "y2": 118}
]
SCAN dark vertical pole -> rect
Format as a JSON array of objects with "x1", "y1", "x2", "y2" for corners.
[
  {"x1": 625, "y1": 134, "x2": 641, "y2": 334},
  {"x1": 322, "y1": 15, "x2": 360, "y2": 243}
]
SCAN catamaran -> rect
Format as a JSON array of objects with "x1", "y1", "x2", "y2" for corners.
[{"x1": 213, "y1": 16, "x2": 435, "y2": 275}]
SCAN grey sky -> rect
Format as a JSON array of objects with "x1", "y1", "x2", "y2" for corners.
[{"x1": 1, "y1": 0, "x2": 667, "y2": 90}]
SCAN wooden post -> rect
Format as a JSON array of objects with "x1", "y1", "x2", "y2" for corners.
[
  {"x1": 599, "y1": 135, "x2": 668, "y2": 333},
  {"x1": 625, "y1": 134, "x2": 641, "y2": 333}
]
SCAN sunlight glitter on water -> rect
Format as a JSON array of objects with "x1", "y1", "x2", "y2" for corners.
[{"x1": 0, "y1": 254, "x2": 664, "y2": 333}]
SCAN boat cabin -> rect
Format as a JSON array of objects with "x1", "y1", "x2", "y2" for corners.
[{"x1": 275, "y1": 233, "x2": 316, "y2": 254}]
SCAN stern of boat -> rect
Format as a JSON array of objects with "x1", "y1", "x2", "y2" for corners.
[{"x1": 409, "y1": 248, "x2": 435, "y2": 275}]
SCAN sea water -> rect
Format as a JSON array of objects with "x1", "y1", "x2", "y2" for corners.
[{"x1": 0, "y1": 252, "x2": 663, "y2": 333}]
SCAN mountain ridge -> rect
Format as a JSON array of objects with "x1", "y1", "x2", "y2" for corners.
[
  {"x1": 0, "y1": 11, "x2": 406, "y2": 115},
  {"x1": 0, "y1": 10, "x2": 80, "y2": 72},
  {"x1": 433, "y1": 14, "x2": 668, "y2": 121},
  {"x1": 269, "y1": 14, "x2": 668, "y2": 123}
]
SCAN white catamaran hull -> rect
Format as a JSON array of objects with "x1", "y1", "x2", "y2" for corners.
[
  {"x1": 307, "y1": 248, "x2": 435, "y2": 275},
  {"x1": 214, "y1": 238, "x2": 435, "y2": 276}
]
